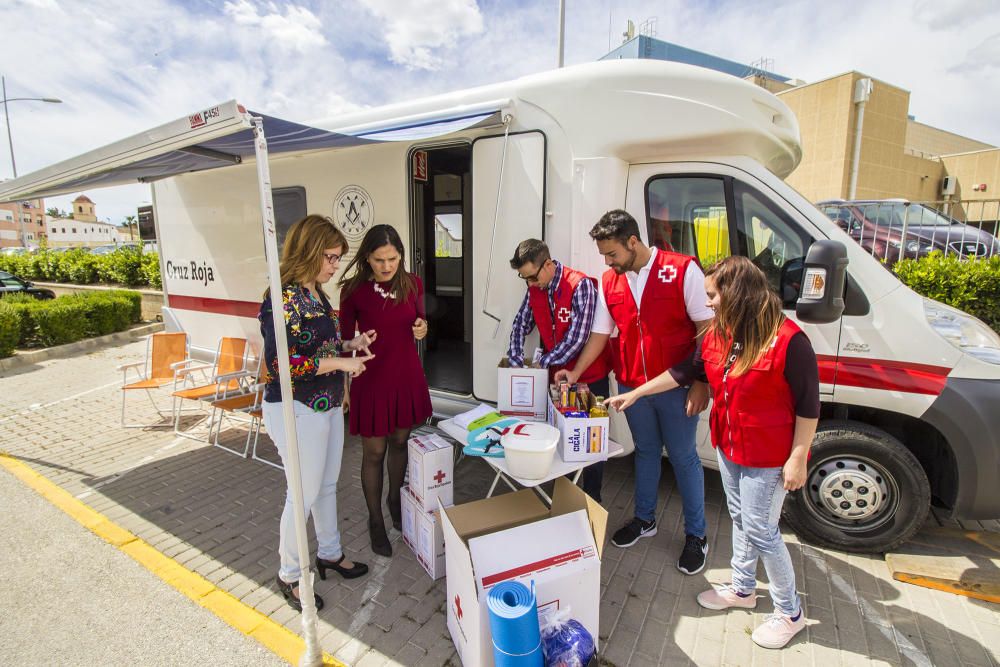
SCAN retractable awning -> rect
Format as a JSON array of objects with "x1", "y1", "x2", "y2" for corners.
[{"x1": 0, "y1": 98, "x2": 508, "y2": 202}]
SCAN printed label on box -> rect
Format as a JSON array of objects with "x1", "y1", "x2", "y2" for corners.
[{"x1": 509, "y1": 375, "x2": 535, "y2": 407}]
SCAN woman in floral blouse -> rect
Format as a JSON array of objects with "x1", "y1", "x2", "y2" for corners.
[{"x1": 259, "y1": 215, "x2": 375, "y2": 612}]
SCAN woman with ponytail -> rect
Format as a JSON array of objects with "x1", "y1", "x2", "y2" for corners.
[{"x1": 607, "y1": 256, "x2": 818, "y2": 649}]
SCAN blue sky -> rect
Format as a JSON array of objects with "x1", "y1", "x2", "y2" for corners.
[{"x1": 2, "y1": 0, "x2": 999, "y2": 224}]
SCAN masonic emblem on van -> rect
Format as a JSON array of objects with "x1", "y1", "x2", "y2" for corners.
[{"x1": 334, "y1": 185, "x2": 374, "y2": 242}]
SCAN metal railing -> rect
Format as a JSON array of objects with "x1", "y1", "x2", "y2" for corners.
[{"x1": 817, "y1": 199, "x2": 1000, "y2": 267}]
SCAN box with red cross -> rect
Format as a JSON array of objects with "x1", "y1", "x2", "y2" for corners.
[{"x1": 407, "y1": 433, "x2": 455, "y2": 513}]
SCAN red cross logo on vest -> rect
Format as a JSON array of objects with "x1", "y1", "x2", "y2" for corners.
[
  {"x1": 454, "y1": 595, "x2": 463, "y2": 619},
  {"x1": 658, "y1": 265, "x2": 678, "y2": 283},
  {"x1": 557, "y1": 307, "x2": 571, "y2": 324},
  {"x1": 434, "y1": 470, "x2": 447, "y2": 484}
]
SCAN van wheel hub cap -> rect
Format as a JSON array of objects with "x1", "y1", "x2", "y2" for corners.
[{"x1": 809, "y1": 458, "x2": 890, "y2": 522}]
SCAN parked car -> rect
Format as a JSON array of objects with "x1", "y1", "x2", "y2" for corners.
[
  {"x1": 0, "y1": 270, "x2": 56, "y2": 299},
  {"x1": 819, "y1": 199, "x2": 1000, "y2": 266},
  {"x1": 0, "y1": 246, "x2": 29, "y2": 256}
]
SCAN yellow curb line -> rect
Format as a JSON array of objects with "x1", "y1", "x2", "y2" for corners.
[{"x1": 0, "y1": 453, "x2": 343, "y2": 666}]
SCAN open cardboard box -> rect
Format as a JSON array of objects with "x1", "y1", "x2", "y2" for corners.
[
  {"x1": 547, "y1": 393, "x2": 610, "y2": 463},
  {"x1": 440, "y1": 478, "x2": 608, "y2": 667}
]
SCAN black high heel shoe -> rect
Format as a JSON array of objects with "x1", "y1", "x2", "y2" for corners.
[
  {"x1": 316, "y1": 554, "x2": 369, "y2": 580},
  {"x1": 369, "y1": 520, "x2": 392, "y2": 557},
  {"x1": 276, "y1": 576, "x2": 324, "y2": 612}
]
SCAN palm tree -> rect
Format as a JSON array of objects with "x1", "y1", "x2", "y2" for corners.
[{"x1": 123, "y1": 215, "x2": 138, "y2": 243}]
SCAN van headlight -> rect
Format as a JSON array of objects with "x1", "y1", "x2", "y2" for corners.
[{"x1": 923, "y1": 299, "x2": 1000, "y2": 364}]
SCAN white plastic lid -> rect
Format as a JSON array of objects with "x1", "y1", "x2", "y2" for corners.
[{"x1": 500, "y1": 422, "x2": 560, "y2": 453}]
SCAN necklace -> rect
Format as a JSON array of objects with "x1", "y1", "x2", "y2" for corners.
[{"x1": 373, "y1": 282, "x2": 396, "y2": 300}]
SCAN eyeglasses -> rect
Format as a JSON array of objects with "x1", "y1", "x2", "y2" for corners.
[
  {"x1": 518, "y1": 262, "x2": 547, "y2": 283},
  {"x1": 323, "y1": 252, "x2": 341, "y2": 265}
]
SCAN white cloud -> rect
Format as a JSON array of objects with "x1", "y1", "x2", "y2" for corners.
[
  {"x1": 914, "y1": 0, "x2": 1000, "y2": 30},
  {"x1": 223, "y1": 0, "x2": 326, "y2": 51},
  {"x1": 358, "y1": 0, "x2": 484, "y2": 70}
]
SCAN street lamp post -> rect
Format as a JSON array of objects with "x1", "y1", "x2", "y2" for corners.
[{"x1": 2, "y1": 75, "x2": 63, "y2": 248}]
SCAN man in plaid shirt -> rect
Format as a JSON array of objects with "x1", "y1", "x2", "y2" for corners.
[{"x1": 507, "y1": 238, "x2": 613, "y2": 502}]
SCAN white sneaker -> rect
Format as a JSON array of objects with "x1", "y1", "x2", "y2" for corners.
[
  {"x1": 697, "y1": 585, "x2": 757, "y2": 610},
  {"x1": 751, "y1": 610, "x2": 806, "y2": 649}
]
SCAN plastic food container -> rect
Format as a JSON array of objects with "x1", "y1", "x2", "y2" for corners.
[{"x1": 500, "y1": 422, "x2": 560, "y2": 480}]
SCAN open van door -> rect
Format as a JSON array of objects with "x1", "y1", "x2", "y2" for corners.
[{"x1": 471, "y1": 132, "x2": 545, "y2": 401}]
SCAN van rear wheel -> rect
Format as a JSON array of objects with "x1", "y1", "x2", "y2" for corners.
[{"x1": 782, "y1": 421, "x2": 930, "y2": 554}]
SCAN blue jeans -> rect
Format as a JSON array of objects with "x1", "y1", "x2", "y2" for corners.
[
  {"x1": 717, "y1": 448, "x2": 800, "y2": 616},
  {"x1": 262, "y1": 401, "x2": 345, "y2": 583},
  {"x1": 619, "y1": 383, "x2": 705, "y2": 537}
]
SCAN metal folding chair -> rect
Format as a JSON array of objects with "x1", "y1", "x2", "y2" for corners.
[
  {"x1": 118, "y1": 332, "x2": 191, "y2": 428},
  {"x1": 171, "y1": 337, "x2": 249, "y2": 439}
]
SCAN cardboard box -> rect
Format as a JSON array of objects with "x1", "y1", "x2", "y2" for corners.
[
  {"x1": 497, "y1": 359, "x2": 549, "y2": 422},
  {"x1": 407, "y1": 433, "x2": 454, "y2": 512},
  {"x1": 547, "y1": 394, "x2": 610, "y2": 462},
  {"x1": 401, "y1": 486, "x2": 446, "y2": 580},
  {"x1": 441, "y1": 478, "x2": 608, "y2": 667}
]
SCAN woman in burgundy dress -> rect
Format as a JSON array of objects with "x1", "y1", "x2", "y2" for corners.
[{"x1": 338, "y1": 224, "x2": 432, "y2": 556}]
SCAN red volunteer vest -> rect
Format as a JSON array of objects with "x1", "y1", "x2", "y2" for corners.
[
  {"x1": 702, "y1": 318, "x2": 802, "y2": 468},
  {"x1": 529, "y1": 266, "x2": 613, "y2": 384},
  {"x1": 602, "y1": 249, "x2": 697, "y2": 387}
]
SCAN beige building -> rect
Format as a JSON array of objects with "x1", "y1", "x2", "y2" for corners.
[
  {"x1": 776, "y1": 72, "x2": 999, "y2": 225},
  {"x1": 0, "y1": 198, "x2": 45, "y2": 248}
]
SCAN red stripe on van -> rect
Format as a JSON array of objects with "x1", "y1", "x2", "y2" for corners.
[
  {"x1": 167, "y1": 294, "x2": 261, "y2": 319},
  {"x1": 480, "y1": 547, "x2": 595, "y2": 588},
  {"x1": 816, "y1": 355, "x2": 950, "y2": 396}
]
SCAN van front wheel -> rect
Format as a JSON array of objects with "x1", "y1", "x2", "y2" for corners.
[{"x1": 782, "y1": 421, "x2": 930, "y2": 554}]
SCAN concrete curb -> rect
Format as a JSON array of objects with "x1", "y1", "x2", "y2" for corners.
[{"x1": 0, "y1": 322, "x2": 164, "y2": 374}]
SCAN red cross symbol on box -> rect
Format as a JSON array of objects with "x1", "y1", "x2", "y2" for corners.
[
  {"x1": 557, "y1": 307, "x2": 571, "y2": 324},
  {"x1": 658, "y1": 266, "x2": 678, "y2": 283},
  {"x1": 434, "y1": 469, "x2": 447, "y2": 484},
  {"x1": 454, "y1": 595, "x2": 463, "y2": 619}
]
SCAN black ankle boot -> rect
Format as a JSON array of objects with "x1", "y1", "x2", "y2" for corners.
[{"x1": 369, "y1": 520, "x2": 392, "y2": 557}]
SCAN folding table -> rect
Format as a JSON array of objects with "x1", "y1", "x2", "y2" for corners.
[{"x1": 437, "y1": 417, "x2": 625, "y2": 505}]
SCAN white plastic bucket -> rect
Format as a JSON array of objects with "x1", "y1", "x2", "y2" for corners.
[{"x1": 500, "y1": 422, "x2": 560, "y2": 480}]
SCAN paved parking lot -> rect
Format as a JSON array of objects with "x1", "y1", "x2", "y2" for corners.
[{"x1": 1, "y1": 338, "x2": 998, "y2": 666}]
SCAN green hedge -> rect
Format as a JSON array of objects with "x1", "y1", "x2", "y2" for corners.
[
  {"x1": 0, "y1": 247, "x2": 160, "y2": 289},
  {"x1": 895, "y1": 254, "x2": 1000, "y2": 334},
  {"x1": 0, "y1": 301, "x2": 20, "y2": 357},
  {"x1": 0, "y1": 290, "x2": 144, "y2": 357}
]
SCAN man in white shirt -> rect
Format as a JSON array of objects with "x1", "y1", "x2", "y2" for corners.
[{"x1": 557, "y1": 209, "x2": 713, "y2": 575}]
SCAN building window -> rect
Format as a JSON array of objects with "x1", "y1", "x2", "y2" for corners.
[
  {"x1": 78, "y1": 206, "x2": 83, "y2": 213},
  {"x1": 72, "y1": 227, "x2": 76, "y2": 233},
  {"x1": 61, "y1": 227, "x2": 66, "y2": 233}
]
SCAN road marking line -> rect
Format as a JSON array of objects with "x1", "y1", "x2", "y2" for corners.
[
  {"x1": 0, "y1": 379, "x2": 120, "y2": 424},
  {"x1": 0, "y1": 453, "x2": 344, "y2": 666}
]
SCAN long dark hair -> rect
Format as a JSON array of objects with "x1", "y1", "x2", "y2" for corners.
[
  {"x1": 338, "y1": 224, "x2": 416, "y2": 305},
  {"x1": 704, "y1": 256, "x2": 784, "y2": 376}
]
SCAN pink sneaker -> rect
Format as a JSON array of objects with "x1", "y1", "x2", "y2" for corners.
[
  {"x1": 751, "y1": 611, "x2": 806, "y2": 649},
  {"x1": 696, "y1": 585, "x2": 757, "y2": 610}
]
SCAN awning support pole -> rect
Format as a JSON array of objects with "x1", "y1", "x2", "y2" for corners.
[{"x1": 251, "y1": 116, "x2": 323, "y2": 667}]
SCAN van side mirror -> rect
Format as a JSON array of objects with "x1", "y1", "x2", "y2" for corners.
[{"x1": 795, "y1": 240, "x2": 848, "y2": 324}]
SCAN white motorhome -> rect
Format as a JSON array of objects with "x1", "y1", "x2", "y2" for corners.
[{"x1": 3, "y1": 60, "x2": 998, "y2": 554}]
